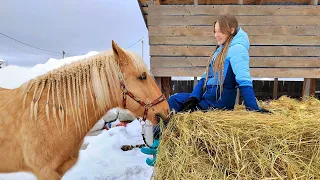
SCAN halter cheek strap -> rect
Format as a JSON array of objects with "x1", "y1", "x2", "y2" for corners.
[{"x1": 120, "y1": 81, "x2": 166, "y2": 122}]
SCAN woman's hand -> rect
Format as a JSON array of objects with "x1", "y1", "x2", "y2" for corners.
[
  {"x1": 246, "y1": 107, "x2": 272, "y2": 114},
  {"x1": 181, "y1": 97, "x2": 199, "y2": 112}
]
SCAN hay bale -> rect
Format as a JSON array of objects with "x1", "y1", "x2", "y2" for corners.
[{"x1": 156, "y1": 96, "x2": 320, "y2": 179}]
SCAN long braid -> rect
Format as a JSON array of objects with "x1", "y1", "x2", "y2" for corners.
[
  {"x1": 34, "y1": 80, "x2": 46, "y2": 121},
  {"x1": 212, "y1": 36, "x2": 234, "y2": 98},
  {"x1": 203, "y1": 46, "x2": 219, "y2": 91}
]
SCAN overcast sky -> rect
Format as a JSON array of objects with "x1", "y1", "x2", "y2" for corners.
[{"x1": 0, "y1": 0, "x2": 149, "y2": 68}]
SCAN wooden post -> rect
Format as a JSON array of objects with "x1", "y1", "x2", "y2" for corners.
[
  {"x1": 310, "y1": 79, "x2": 317, "y2": 96},
  {"x1": 304, "y1": 78, "x2": 317, "y2": 97},
  {"x1": 193, "y1": 77, "x2": 198, "y2": 88},
  {"x1": 155, "y1": 77, "x2": 172, "y2": 99},
  {"x1": 303, "y1": 78, "x2": 311, "y2": 97},
  {"x1": 161, "y1": 77, "x2": 172, "y2": 99},
  {"x1": 309, "y1": 0, "x2": 317, "y2": 95},
  {"x1": 192, "y1": 0, "x2": 198, "y2": 84},
  {"x1": 155, "y1": 77, "x2": 162, "y2": 90},
  {"x1": 273, "y1": 78, "x2": 278, "y2": 99},
  {"x1": 302, "y1": 2, "x2": 317, "y2": 95},
  {"x1": 150, "y1": 0, "x2": 170, "y2": 98}
]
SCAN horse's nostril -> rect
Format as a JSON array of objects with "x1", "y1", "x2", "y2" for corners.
[
  {"x1": 155, "y1": 113, "x2": 168, "y2": 123},
  {"x1": 155, "y1": 114, "x2": 161, "y2": 123}
]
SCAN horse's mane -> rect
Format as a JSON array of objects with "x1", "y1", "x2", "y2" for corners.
[{"x1": 20, "y1": 49, "x2": 148, "y2": 132}]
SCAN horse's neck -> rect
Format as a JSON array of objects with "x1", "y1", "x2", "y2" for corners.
[
  {"x1": 73, "y1": 84, "x2": 122, "y2": 137},
  {"x1": 19, "y1": 62, "x2": 124, "y2": 140}
]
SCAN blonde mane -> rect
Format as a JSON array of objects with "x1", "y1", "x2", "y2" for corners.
[{"x1": 21, "y1": 50, "x2": 148, "y2": 132}]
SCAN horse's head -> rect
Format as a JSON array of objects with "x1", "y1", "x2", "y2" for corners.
[{"x1": 111, "y1": 40, "x2": 170, "y2": 125}]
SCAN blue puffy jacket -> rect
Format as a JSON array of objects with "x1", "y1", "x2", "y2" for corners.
[{"x1": 190, "y1": 27, "x2": 259, "y2": 110}]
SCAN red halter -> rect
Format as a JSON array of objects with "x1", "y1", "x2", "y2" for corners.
[{"x1": 120, "y1": 81, "x2": 166, "y2": 122}]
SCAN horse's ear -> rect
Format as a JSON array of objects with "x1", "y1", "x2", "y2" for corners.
[{"x1": 112, "y1": 40, "x2": 129, "y2": 67}]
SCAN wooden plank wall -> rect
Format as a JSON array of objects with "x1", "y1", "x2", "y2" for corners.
[{"x1": 148, "y1": 5, "x2": 320, "y2": 79}]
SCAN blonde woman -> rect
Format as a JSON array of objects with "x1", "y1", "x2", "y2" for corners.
[
  {"x1": 169, "y1": 13, "x2": 270, "y2": 113},
  {"x1": 142, "y1": 13, "x2": 270, "y2": 166}
]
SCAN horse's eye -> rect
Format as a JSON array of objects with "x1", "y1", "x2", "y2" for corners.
[{"x1": 138, "y1": 72, "x2": 147, "y2": 80}]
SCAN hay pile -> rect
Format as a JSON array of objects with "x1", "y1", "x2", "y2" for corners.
[{"x1": 156, "y1": 96, "x2": 320, "y2": 179}]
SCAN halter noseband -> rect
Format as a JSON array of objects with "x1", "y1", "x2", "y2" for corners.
[{"x1": 120, "y1": 81, "x2": 166, "y2": 122}]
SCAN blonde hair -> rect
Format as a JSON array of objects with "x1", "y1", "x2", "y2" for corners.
[{"x1": 203, "y1": 14, "x2": 239, "y2": 97}]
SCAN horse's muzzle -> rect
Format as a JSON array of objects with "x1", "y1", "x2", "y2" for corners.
[{"x1": 155, "y1": 112, "x2": 172, "y2": 127}]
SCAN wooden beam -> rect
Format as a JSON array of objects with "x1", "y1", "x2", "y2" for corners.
[
  {"x1": 147, "y1": 5, "x2": 320, "y2": 16},
  {"x1": 238, "y1": 0, "x2": 244, "y2": 4},
  {"x1": 310, "y1": 79, "x2": 317, "y2": 96},
  {"x1": 149, "y1": 36, "x2": 320, "y2": 46},
  {"x1": 150, "y1": 45, "x2": 320, "y2": 57},
  {"x1": 303, "y1": 78, "x2": 311, "y2": 97},
  {"x1": 148, "y1": 15, "x2": 320, "y2": 26},
  {"x1": 151, "y1": 67, "x2": 320, "y2": 78},
  {"x1": 137, "y1": 0, "x2": 148, "y2": 27},
  {"x1": 150, "y1": 57, "x2": 320, "y2": 68},
  {"x1": 148, "y1": 26, "x2": 320, "y2": 36},
  {"x1": 193, "y1": 77, "x2": 198, "y2": 88}
]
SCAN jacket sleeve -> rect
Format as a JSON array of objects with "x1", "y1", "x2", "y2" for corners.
[
  {"x1": 189, "y1": 77, "x2": 205, "y2": 100},
  {"x1": 229, "y1": 45, "x2": 259, "y2": 110}
]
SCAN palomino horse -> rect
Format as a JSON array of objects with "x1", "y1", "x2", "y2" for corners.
[{"x1": 0, "y1": 41, "x2": 170, "y2": 180}]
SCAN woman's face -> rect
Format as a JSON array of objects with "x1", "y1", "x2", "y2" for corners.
[{"x1": 214, "y1": 21, "x2": 230, "y2": 46}]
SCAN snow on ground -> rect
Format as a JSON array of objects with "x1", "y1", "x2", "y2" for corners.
[
  {"x1": 0, "y1": 52, "x2": 154, "y2": 180},
  {"x1": 0, "y1": 121, "x2": 154, "y2": 180}
]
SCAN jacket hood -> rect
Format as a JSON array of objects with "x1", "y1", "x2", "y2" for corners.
[{"x1": 230, "y1": 27, "x2": 250, "y2": 50}]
